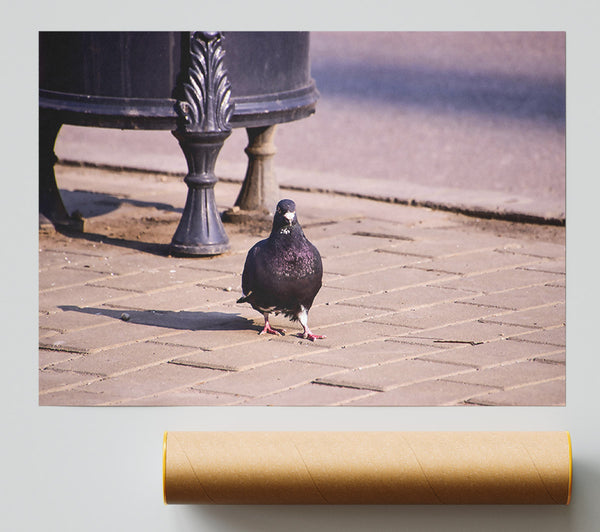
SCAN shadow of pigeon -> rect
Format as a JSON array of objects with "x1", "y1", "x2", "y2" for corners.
[{"x1": 58, "y1": 305, "x2": 256, "y2": 332}]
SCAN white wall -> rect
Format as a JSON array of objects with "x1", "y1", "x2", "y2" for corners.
[{"x1": 3, "y1": 1, "x2": 599, "y2": 530}]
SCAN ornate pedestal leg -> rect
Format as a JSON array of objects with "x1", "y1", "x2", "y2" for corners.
[
  {"x1": 170, "y1": 31, "x2": 234, "y2": 256},
  {"x1": 222, "y1": 125, "x2": 280, "y2": 223},
  {"x1": 170, "y1": 130, "x2": 231, "y2": 255},
  {"x1": 39, "y1": 112, "x2": 84, "y2": 231}
]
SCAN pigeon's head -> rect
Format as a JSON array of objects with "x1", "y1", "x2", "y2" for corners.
[{"x1": 272, "y1": 199, "x2": 298, "y2": 234}]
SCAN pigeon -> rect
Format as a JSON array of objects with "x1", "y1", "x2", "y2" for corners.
[{"x1": 237, "y1": 199, "x2": 325, "y2": 341}]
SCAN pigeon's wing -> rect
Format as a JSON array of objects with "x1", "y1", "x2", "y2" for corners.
[
  {"x1": 296, "y1": 240, "x2": 323, "y2": 308},
  {"x1": 240, "y1": 242, "x2": 262, "y2": 298}
]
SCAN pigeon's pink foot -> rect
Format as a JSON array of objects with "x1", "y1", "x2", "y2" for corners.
[
  {"x1": 300, "y1": 328, "x2": 326, "y2": 341},
  {"x1": 259, "y1": 322, "x2": 285, "y2": 336}
]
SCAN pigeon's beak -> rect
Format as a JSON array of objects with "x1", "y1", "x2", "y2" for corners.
[{"x1": 283, "y1": 211, "x2": 295, "y2": 224}]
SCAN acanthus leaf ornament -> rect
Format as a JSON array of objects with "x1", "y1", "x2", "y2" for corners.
[{"x1": 176, "y1": 31, "x2": 234, "y2": 133}]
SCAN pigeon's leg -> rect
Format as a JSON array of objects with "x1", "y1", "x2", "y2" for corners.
[
  {"x1": 259, "y1": 313, "x2": 286, "y2": 336},
  {"x1": 297, "y1": 307, "x2": 326, "y2": 341}
]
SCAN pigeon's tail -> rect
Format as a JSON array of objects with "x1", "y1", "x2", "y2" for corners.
[{"x1": 236, "y1": 291, "x2": 252, "y2": 304}]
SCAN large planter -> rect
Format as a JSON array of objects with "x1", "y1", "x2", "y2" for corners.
[{"x1": 39, "y1": 31, "x2": 319, "y2": 255}]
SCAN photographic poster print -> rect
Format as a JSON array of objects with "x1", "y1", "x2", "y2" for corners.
[{"x1": 39, "y1": 31, "x2": 565, "y2": 406}]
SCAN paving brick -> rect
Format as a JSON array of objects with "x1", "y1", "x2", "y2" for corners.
[
  {"x1": 218, "y1": 226, "x2": 268, "y2": 250},
  {"x1": 39, "y1": 306, "x2": 116, "y2": 332},
  {"x1": 468, "y1": 378, "x2": 565, "y2": 406},
  {"x1": 39, "y1": 388, "x2": 109, "y2": 406},
  {"x1": 124, "y1": 307, "x2": 238, "y2": 331},
  {"x1": 507, "y1": 326, "x2": 565, "y2": 347},
  {"x1": 240, "y1": 382, "x2": 372, "y2": 406},
  {"x1": 59, "y1": 304, "x2": 247, "y2": 333},
  {"x1": 356, "y1": 224, "x2": 481, "y2": 243},
  {"x1": 314, "y1": 233, "x2": 404, "y2": 258},
  {"x1": 77, "y1": 250, "x2": 180, "y2": 276},
  {"x1": 384, "y1": 205, "x2": 460, "y2": 226},
  {"x1": 39, "y1": 349, "x2": 84, "y2": 369},
  {"x1": 39, "y1": 284, "x2": 131, "y2": 314},
  {"x1": 39, "y1": 249, "x2": 94, "y2": 270},
  {"x1": 41, "y1": 254, "x2": 129, "y2": 276},
  {"x1": 39, "y1": 319, "x2": 176, "y2": 353},
  {"x1": 39, "y1": 267, "x2": 112, "y2": 291},
  {"x1": 368, "y1": 301, "x2": 502, "y2": 329},
  {"x1": 419, "y1": 338, "x2": 563, "y2": 368},
  {"x1": 322, "y1": 272, "x2": 344, "y2": 284},
  {"x1": 545, "y1": 277, "x2": 565, "y2": 288},
  {"x1": 411, "y1": 249, "x2": 540, "y2": 275},
  {"x1": 401, "y1": 319, "x2": 533, "y2": 345},
  {"x1": 200, "y1": 274, "x2": 242, "y2": 292},
  {"x1": 397, "y1": 226, "x2": 523, "y2": 247},
  {"x1": 40, "y1": 245, "x2": 108, "y2": 262},
  {"x1": 39, "y1": 328, "x2": 61, "y2": 341},
  {"x1": 39, "y1": 367, "x2": 102, "y2": 393},
  {"x1": 301, "y1": 219, "x2": 361, "y2": 239},
  {"x1": 180, "y1": 252, "x2": 246, "y2": 274},
  {"x1": 298, "y1": 338, "x2": 437, "y2": 368},
  {"x1": 345, "y1": 379, "x2": 492, "y2": 406},
  {"x1": 436, "y1": 268, "x2": 565, "y2": 294},
  {"x1": 446, "y1": 360, "x2": 566, "y2": 389},
  {"x1": 460, "y1": 284, "x2": 565, "y2": 310},
  {"x1": 159, "y1": 263, "x2": 238, "y2": 281},
  {"x1": 101, "y1": 284, "x2": 238, "y2": 312},
  {"x1": 195, "y1": 360, "x2": 343, "y2": 396},
  {"x1": 520, "y1": 260, "x2": 566, "y2": 275},
  {"x1": 314, "y1": 358, "x2": 470, "y2": 392},
  {"x1": 484, "y1": 303, "x2": 565, "y2": 328},
  {"x1": 324, "y1": 249, "x2": 424, "y2": 275},
  {"x1": 325, "y1": 266, "x2": 451, "y2": 293},
  {"x1": 171, "y1": 336, "x2": 322, "y2": 371},
  {"x1": 87, "y1": 266, "x2": 210, "y2": 293},
  {"x1": 116, "y1": 388, "x2": 246, "y2": 406},
  {"x1": 341, "y1": 206, "x2": 455, "y2": 228},
  {"x1": 344, "y1": 285, "x2": 474, "y2": 312},
  {"x1": 50, "y1": 341, "x2": 197, "y2": 376},
  {"x1": 155, "y1": 325, "x2": 262, "y2": 351},
  {"x1": 507, "y1": 241, "x2": 565, "y2": 259},
  {"x1": 377, "y1": 238, "x2": 507, "y2": 259},
  {"x1": 533, "y1": 351, "x2": 566, "y2": 365},
  {"x1": 78, "y1": 362, "x2": 225, "y2": 401},
  {"x1": 273, "y1": 320, "x2": 411, "y2": 350},
  {"x1": 377, "y1": 336, "x2": 462, "y2": 350},
  {"x1": 314, "y1": 286, "x2": 367, "y2": 306},
  {"x1": 306, "y1": 303, "x2": 393, "y2": 328}
]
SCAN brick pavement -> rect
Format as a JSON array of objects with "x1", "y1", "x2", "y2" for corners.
[{"x1": 38, "y1": 164, "x2": 565, "y2": 406}]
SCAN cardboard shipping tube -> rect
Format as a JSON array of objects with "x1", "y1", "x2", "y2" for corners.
[{"x1": 163, "y1": 431, "x2": 572, "y2": 505}]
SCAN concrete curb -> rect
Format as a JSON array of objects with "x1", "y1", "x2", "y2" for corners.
[{"x1": 59, "y1": 159, "x2": 565, "y2": 226}]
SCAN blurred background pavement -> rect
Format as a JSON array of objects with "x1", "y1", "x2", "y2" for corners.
[{"x1": 54, "y1": 31, "x2": 566, "y2": 223}]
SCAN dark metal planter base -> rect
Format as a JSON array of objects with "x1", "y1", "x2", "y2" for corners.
[
  {"x1": 39, "y1": 32, "x2": 318, "y2": 256},
  {"x1": 222, "y1": 124, "x2": 280, "y2": 224},
  {"x1": 39, "y1": 112, "x2": 84, "y2": 232},
  {"x1": 170, "y1": 130, "x2": 231, "y2": 256}
]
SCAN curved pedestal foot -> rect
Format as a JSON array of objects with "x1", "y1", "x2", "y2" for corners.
[
  {"x1": 170, "y1": 130, "x2": 231, "y2": 256},
  {"x1": 39, "y1": 113, "x2": 84, "y2": 232}
]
